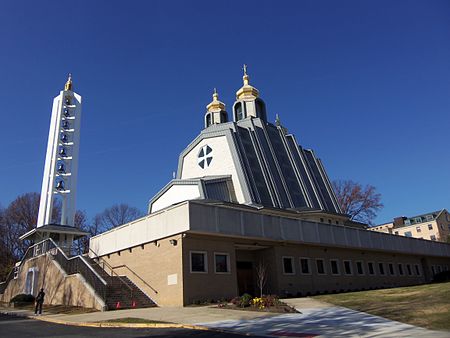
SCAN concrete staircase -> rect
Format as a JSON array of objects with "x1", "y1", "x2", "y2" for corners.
[{"x1": 84, "y1": 257, "x2": 156, "y2": 310}]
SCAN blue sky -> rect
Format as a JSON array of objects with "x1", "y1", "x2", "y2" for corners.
[{"x1": 0, "y1": 0, "x2": 449, "y2": 224}]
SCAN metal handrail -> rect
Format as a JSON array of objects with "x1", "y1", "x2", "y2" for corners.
[
  {"x1": 111, "y1": 264, "x2": 158, "y2": 294},
  {"x1": 87, "y1": 248, "x2": 133, "y2": 295},
  {"x1": 0, "y1": 238, "x2": 109, "y2": 300}
]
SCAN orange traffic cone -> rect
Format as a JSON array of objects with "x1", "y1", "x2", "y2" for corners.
[{"x1": 116, "y1": 301, "x2": 121, "y2": 309}]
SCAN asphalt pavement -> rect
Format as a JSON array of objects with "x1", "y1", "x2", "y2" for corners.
[{"x1": 0, "y1": 314, "x2": 260, "y2": 338}]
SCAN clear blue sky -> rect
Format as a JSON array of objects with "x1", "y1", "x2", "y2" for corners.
[{"x1": 0, "y1": 0, "x2": 449, "y2": 224}]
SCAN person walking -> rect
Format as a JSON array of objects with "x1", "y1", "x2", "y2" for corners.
[{"x1": 34, "y1": 288, "x2": 45, "y2": 315}]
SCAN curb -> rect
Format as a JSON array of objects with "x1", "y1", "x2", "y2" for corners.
[{"x1": 1, "y1": 310, "x2": 253, "y2": 336}]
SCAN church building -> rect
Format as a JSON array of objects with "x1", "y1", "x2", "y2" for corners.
[
  {"x1": 89, "y1": 67, "x2": 450, "y2": 306},
  {"x1": 1, "y1": 69, "x2": 450, "y2": 309}
]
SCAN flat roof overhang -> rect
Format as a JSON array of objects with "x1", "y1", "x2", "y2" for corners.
[{"x1": 20, "y1": 224, "x2": 89, "y2": 241}]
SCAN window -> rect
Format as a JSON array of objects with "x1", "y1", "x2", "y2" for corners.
[
  {"x1": 437, "y1": 265, "x2": 442, "y2": 273},
  {"x1": 356, "y1": 261, "x2": 364, "y2": 275},
  {"x1": 394, "y1": 231, "x2": 399, "y2": 235},
  {"x1": 190, "y1": 251, "x2": 208, "y2": 273},
  {"x1": 330, "y1": 259, "x2": 340, "y2": 275},
  {"x1": 416, "y1": 226, "x2": 421, "y2": 233},
  {"x1": 206, "y1": 114, "x2": 212, "y2": 127},
  {"x1": 414, "y1": 264, "x2": 421, "y2": 276},
  {"x1": 404, "y1": 231, "x2": 412, "y2": 237},
  {"x1": 282, "y1": 256, "x2": 295, "y2": 275},
  {"x1": 428, "y1": 224, "x2": 433, "y2": 230},
  {"x1": 415, "y1": 217, "x2": 422, "y2": 223},
  {"x1": 406, "y1": 264, "x2": 412, "y2": 276},
  {"x1": 316, "y1": 259, "x2": 326, "y2": 275},
  {"x1": 426, "y1": 215, "x2": 433, "y2": 221},
  {"x1": 378, "y1": 262, "x2": 385, "y2": 275},
  {"x1": 343, "y1": 260, "x2": 352, "y2": 275},
  {"x1": 388, "y1": 263, "x2": 395, "y2": 275},
  {"x1": 335, "y1": 221, "x2": 339, "y2": 225},
  {"x1": 368, "y1": 262, "x2": 375, "y2": 275},
  {"x1": 430, "y1": 235, "x2": 436, "y2": 241},
  {"x1": 444, "y1": 265, "x2": 449, "y2": 272},
  {"x1": 300, "y1": 258, "x2": 310, "y2": 274},
  {"x1": 431, "y1": 265, "x2": 436, "y2": 275},
  {"x1": 235, "y1": 102, "x2": 244, "y2": 120},
  {"x1": 398, "y1": 263, "x2": 404, "y2": 275},
  {"x1": 214, "y1": 253, "x2": 230, "y2": 273}
]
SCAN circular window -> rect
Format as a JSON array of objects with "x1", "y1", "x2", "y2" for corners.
[{"x1": 198, "y1": 145, "x2": 213, "y2": 169}]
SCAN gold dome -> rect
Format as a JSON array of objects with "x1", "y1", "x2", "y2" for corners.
[
  {"x1": 236, "y1": 64, "x2": 259, "y2": 100},
  {"x1": 206, "y1": 88, "x2": 226, "y2": 112}
]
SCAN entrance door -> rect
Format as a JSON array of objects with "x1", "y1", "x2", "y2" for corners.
[{"x1": 236, "y1": 261, "x2": 255, "y2": 296}]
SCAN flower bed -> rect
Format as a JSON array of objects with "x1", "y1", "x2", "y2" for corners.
[{"x1": 217, "y1": 294, "x2": 298, "y2": 313}]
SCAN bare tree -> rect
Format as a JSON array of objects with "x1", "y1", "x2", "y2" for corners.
[
  {"x1": 73, "y1": 210, "x2": 89, "y2": 255},
  {"x1": 93, "y1": 203, "x2": 143, "y2": 232},
  {"x1": 332, "y1": 180, "x2": 383, "y2": 225},
  {"x1": 255, "y1": 260, "x2": 268, "y2": 297}
]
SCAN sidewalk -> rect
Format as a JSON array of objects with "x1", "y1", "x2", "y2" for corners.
[
  {"x1": 0, "y1": 304, "x2": 275, "y2": 325},
  {"x1": 2, "y1": 299, "x2": 450, "y2": 337}
]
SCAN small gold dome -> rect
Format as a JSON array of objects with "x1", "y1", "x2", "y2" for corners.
[
  {"x1": 236, "y1": 64, "x2": 259, "y2": 100},
  {"x1": 206, "y1": 88, "x2": 226, "y2": 112},
  {"x1": 64, "y1": 73, "x2": 73, "y2": 91}
]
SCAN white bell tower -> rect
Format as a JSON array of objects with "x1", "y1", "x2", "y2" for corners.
[{"x1": 37, "y1": 74, "x2": 82, "y2": 227}]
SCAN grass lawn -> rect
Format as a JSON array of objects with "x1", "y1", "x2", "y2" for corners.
[
  {"x1": 314, "y1": 282, "x2": 450, "y2": 331},
  {"x1": 100, "y1": 317, "x2": 172, "y2": 324}
]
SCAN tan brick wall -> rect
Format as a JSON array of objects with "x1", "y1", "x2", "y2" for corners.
[
  {"x1": 102, "y1": 235, "x2": 184, "y2": 307},
  {"x1": 182, "y1": 236, "x2": 238, "y2": 304},
  {"x1": 0, "y1": 254, "x2": 103, "y2": 310}
]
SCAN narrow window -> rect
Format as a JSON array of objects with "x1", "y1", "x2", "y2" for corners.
[
  {"x1": 407, "y1": 264, "x2": 412, "y2": 276},
  {"x1": 206, "y1": 114, "x2": 212, "y2": 127},
  {"x1": 430, "y1": 235, "x2": 436, "y2": 241},
  {"x1": 368, "y1": 262, "x2": 375, "y2": 275},
  {"x1": 316, "y1": 259, "x2": 325, "y2": 275},
  {"x1": 282, "y1": 256, "x2": 295, "y2": 275},
  {"x1": 300, "y1": 258, "x2": 310, "y2": 274},
  {"x1": 428, "y1": 224, "x2": 433, "y2": 230},
  {"x1": 398, "y1": 263, "x2": 404, "y2": 275},
  {"x1": 378, "y1": 262, "x2": 385, "y2": 275},
  {"x1": 343, "y1": 260, "x2": 352, "y2": 275},
  {"x1": 330, "y1": 259, "x2": 340, "y2": 275},
  {"x1": 190, "y1": 251, "x2": 208, "y2": 273},
  {"x1": 388, "y1": 263, "x2": 395, "y2": 275},
  {"x1": 356, "y1": 261, "x2": 364, "y2": 275},
  {"x1": 404, "y1": 231, "x2": 412, "y2": 237},
  {"x1": 214, "y1": 253, "x2": 230, "y2": 273},
  {"x1": 416, "y1": 226, "x2": 421, "y2": 233},
  {"x1": 431, "y1": 265, "x2": 436, "y2": 275},
  {"x1": 235, "y1": 102, "x2": 244, "y2": 121}
]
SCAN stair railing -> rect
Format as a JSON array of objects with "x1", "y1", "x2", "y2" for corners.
[
  {"x1": 111, "y1": 264, "x2": 158, "y2": 295},
  {"x1": 87, "y1": 248, "x2": 133, "y2": 300},
  {"x1": 0, "y1": 238, "x2": 109, "y2": 303}
]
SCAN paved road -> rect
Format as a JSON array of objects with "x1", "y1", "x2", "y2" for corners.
[{"x1": 0, "y1": 314, "x2": 261, "y2": 338}]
